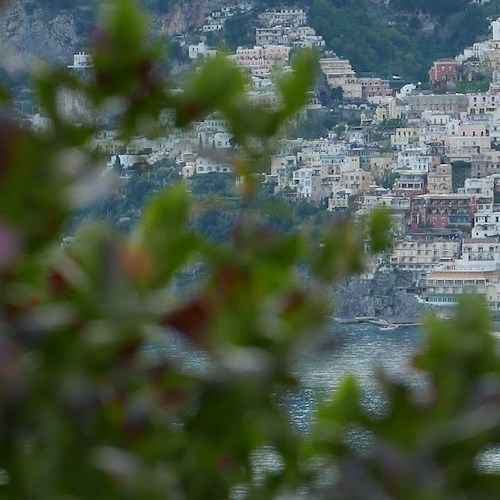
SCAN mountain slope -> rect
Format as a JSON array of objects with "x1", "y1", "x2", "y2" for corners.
[
  {"x1": 297, "y1": 0, "x2": 497, "y2": 81},
  {"x1": 251, "y1": 0, "x2": 499, "y2": 81},
  {"x1": 0, "y1": 0, "x2": 224, "y2": 68},
  {"x1": 309, "y1": 0, "x2": 497, "y2": 81},
  {"x1": 0, "y1": 0, "x2": 498, "y2": 83}
]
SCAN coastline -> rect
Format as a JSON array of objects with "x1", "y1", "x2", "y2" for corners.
[
  {"x1": 333, "y1": 316, "x2": 423, "y2": 329},
  {"x1": 332, "y1": 270, "x2": 431, "y2": 325}
]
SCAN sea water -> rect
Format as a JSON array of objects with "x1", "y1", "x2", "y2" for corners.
[
  {"x1": 149, "y1": 321, "x2": 500, "y2": 489},
  {"x1": 288, "y1": 323, "x2": 423, "y2": 433}
]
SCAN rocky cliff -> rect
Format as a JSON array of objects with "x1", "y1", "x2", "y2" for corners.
[
  {"x1": 333, "y1": 270, "x2": 429, "y2": 322},
  {"x1": 1, "y1": 0, "x2": 493, "y2": 83},
  {"x1": 0, "y1": 0, "x2": 225, "y2": 69},
  {"x1": 0, "y1": 1, "x2": 79, "y2": 69},
  {"x1": 151, "y1": 0, "x2": 226, "y2": 36}
]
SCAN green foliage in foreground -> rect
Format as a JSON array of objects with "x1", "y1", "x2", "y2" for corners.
[{"x1": 1, "y1": 1, "x2": 500, "y2": 498}]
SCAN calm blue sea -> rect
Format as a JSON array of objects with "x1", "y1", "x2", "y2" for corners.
[
  {"x1": 288, "y1": 323, "x2": 422, "y2": 432},
  {"x1": 151, "y1": 323, "x2": 423, "y2": 441},
  {"x1": 150, "y1": 321, "x2": 500, "y2": 487}
]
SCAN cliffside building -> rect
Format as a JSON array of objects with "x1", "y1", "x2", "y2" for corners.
[
  {"x1": 428, "y1": 58, "x2": 458, "y2": 89},
  {"x1": 319, "y1": 56, "x2": 362, "y2": 99},
  {"x1": 390, "y1": 238, "x2": 460, "y2": 274},
  {"x1": 68, "y1": 52, "x2": 92, "y2": 69},
  {"x1": 427, "y1": 164, "x2": 453, "y2": 194},
  {"x1": 410, "y1": 194, "x2": 477, "y2": 231},
  {"x1": 423, "y1": 238, "x2": 500, "y2": 311}
]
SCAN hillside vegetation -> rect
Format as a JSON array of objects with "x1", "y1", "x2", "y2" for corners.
[
  {"x1": 7, "y1": 0, "x2": 500, "y2": 83},
  {"x1": 250, "y1": 0, "x2": 499, "y2": 82}
]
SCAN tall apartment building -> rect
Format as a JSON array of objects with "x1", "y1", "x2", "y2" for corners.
[
  {"x1": 390, "y1": 238, "x2": 461, "y2": 274},
  {"x1": 468, "y1": 94, "x2": 498, "y2": 115},
  {"x1": 427, "y1": 164, "x2": 453, "y2": 194},
  {"x1": 473, "y1": 211, "x2": 500, "y2": 238},
  {"x1": 410, "y1": 194, "x2": 477, "y2": 231},
  {"x1": 319, "y1": 56, "x2": 362, "y2": 99},
  {"x1": 422, "y1": 238, "x2": 500, "y2": 311}
]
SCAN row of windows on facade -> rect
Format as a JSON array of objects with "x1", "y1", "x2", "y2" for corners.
[
  {"x1": 463, "y1": 246, "x2": 499, "y2": 252},
  {"x1": 428, "y1": 279, "x2": 487, "y2": 285},
  {"x1": 455, "y1": 130, "x2": 490, "y2": 136},
  {"x1": 426, "y1": 296, "x2": 460, "y2": 303},
  {"x1": 473, "y1": 96, "x2": 496, "y2": 101},
  {"x1": 197, "y1": 166, "x2": 230, "y2": 172},
  {"x1": 413, "y1": 199, "x2": 471, "y2": 205}
]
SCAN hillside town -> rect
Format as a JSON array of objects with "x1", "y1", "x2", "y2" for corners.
[{"x1": 30, "y1": 5, "x2": 500, "y2": 316}]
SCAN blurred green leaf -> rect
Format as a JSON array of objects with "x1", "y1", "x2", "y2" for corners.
[
  {"x1": 368, "y1": 207, "x2": 392, "y2": 254},
  {"x1": 3, "y1": 0, "x2": 498, "y2": 498},
  {"x1": 175, "y1": 56, "x2": 246, "y2": 127},
  {"x1": 278, "y1": 49, "x2": 318, "y2": 115}
]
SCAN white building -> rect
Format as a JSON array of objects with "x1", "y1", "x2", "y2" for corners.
[
  {"x1": 358, "y1": 187, "x2": 410, "y2": 215},
  {"x1": 292, "y1": 167, "x2": 313, "y2": 197},
  {"x1": 459, "y1": 238, "x2": 500, "y2": 269},
  {"x1": 107, "y1": 154, "x2": 145, "y2": 169},
  {"x1": 421, "y1": 111, "x2": 451, "y2": 125},
  {"x1": 468, "y1": 94, "x2": 499, "y2": 115},
  {"x1": 459, "y1": 177, "x2": 494, "y2": 212},
  {"x1": 492, "y1": 17, "x2": 500, "y2": 42},
  {"x1": 328, "y1": 188, "x2": 352, "y2": 210},
  {"x1": 456, "y1": 41, "x2": 493, "y2": 64},
  {"x1": 202, "y1": 17, "x2": 225, "y2": 32},
  {"x1": 397, "y1": 149, "x2": 434, "y2": 173},
  {"x1": 188, "y1": 41, "x2": 218, "y2": 60},
  {"x1": 472, "y1": 211, "x2": 500, "y2": 238},
  {"x1": 196, "y1": 156, "x2": 230, "y2": 174},
  {"x1": 258, "y1": 9, "x2": 307, "y2": 28},
  {"x1": 446, "y1": 120, "x2": 491, "y2": 156},
  {"x1": 68, "y1": 52, "x2": 92, "y2": 69}
]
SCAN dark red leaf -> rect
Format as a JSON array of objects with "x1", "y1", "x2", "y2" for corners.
[{"x1": 161, "y1": 297, "x2": 213, "y2": 343}]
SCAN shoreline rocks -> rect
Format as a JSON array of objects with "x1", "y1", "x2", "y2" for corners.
[{"x1": 332, "y1": 269, "x2": 431, "y2": 323}]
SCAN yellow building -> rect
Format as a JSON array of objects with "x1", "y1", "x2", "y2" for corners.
[
  {"x1": 423, "y1": 238, "x2": 500, "y2": 312},
  {"x1": 424, "y1": 268, "x2": 500, "y2": 308},
  {"x1": 390, "y1": 128, "x2": 419, "y2": 151},
  {"x1": 391, "y1": 239, "x2": 460, "y2": 273}
]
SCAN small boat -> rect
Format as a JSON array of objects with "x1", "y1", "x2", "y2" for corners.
[{"x1": 380, "y1": 324, "x2": 399, "y2": 331}]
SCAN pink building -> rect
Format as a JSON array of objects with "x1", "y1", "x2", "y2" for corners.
[
  {"x1": 359, "y1": 77, "x2": 393, "y2": 99},
  {"x1": 410, "y1": 194, "x2": 476, "y2": 231}
]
